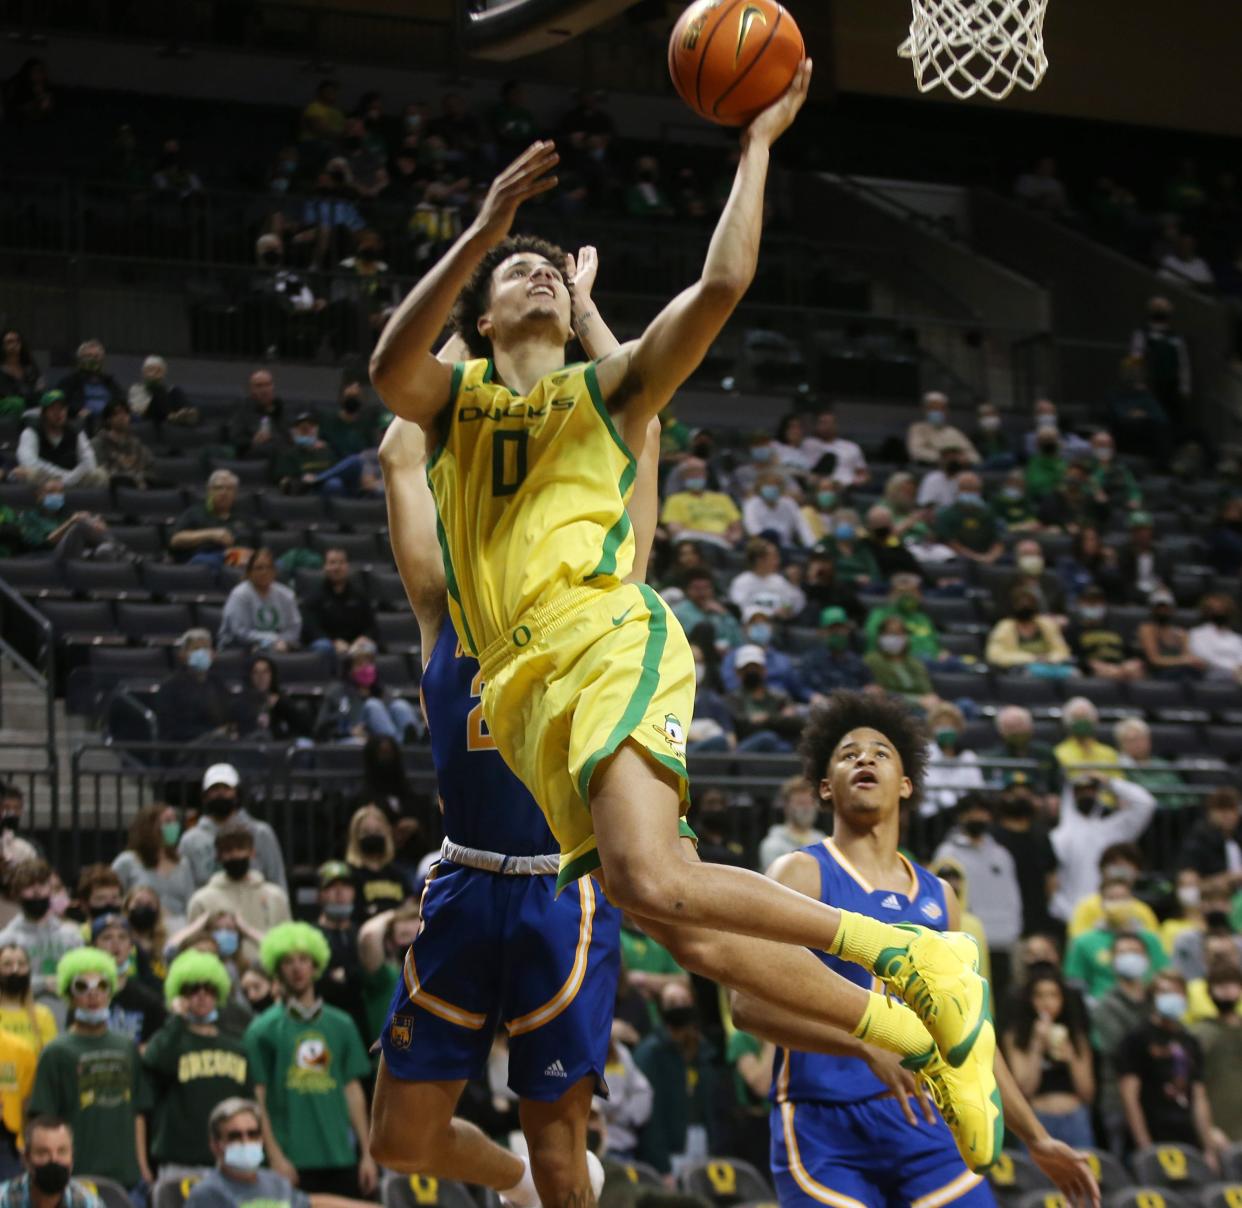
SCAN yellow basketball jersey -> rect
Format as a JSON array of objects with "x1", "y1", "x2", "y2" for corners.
[{"x1": 426, "y1": 357, "x2": 636, "y2": 656}]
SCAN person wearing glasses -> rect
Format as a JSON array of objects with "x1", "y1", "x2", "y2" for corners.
[
  {"x1": 27, "y1": 950, "x2": 154, "y2": 1196},
  {"x1": 143, "y1": 952, "x2": 252, "y2": 1180}
]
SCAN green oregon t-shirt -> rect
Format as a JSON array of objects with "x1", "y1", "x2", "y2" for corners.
[
  {"x1": 29, "y1": 1029, "x2": 152, "y2": 1186},
  {"x1": 244, "y1": 1004, "x2": 370, "y2": 1171},
  {"x1": 143, "y1": 1017, "x2": 253, "y2": 1165},
  {"x1": 621, "y1": 929, "x2": 684, "y2": 1030},
  {"x1": 1063, "y1": 927, "x2": 1168, "y2": 1000},
  {"x1": 725, "y1": 1028, "x2": 766, "y2": 1110},
  {"x1": 361, "y1": 963, "x2": 399, "y2": 1058}
]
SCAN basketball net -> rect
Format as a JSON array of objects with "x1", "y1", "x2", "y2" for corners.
[{"x1": 898, "y1": 0, "x2": 1049, "y2": 101}]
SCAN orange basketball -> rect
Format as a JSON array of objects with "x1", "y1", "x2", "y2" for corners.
[{"x1": 668, "y1": 0, "x2": 804, "y2": 126}]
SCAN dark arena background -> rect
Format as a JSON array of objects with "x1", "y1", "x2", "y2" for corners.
[{"x1": 2, "y1": 0, "x2": 1242, "y2": 1198}]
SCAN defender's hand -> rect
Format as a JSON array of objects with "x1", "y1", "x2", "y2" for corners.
[
  {"x1": 471, "y1": 141, "x2": 559, "y2": 248},
  {"x1": 1027, "y1": 1137, "x2": 1100, "y2": 1208},
  {"x1": 744, "y1": 59, "x2": 812, "y2": 149}
]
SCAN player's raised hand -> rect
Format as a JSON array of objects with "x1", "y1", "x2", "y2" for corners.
[
  {"x1": 471, "y1": 140, "x2": 559, "y2": 248},
  {"x1": 1027, "y1": 1137, "x2": 1100, "y2": 1208},
  {"x1": 567, "y1": 245, "x2": 601, "y2": 300},
  {"x1": 744, "y1": 58, "x2": 812, "y2": 148},
  {"x1": 864, "y1": 1046, "x2": 936, "y2": 1127}
]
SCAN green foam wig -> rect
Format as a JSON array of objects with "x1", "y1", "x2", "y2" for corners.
[
  {"x1": 259, "y1": 922, "x2": 331, "y2": 977},
  {"x1": 164, "y1": 949, "x2": 232, "y2": 1005},
  {"x1": 56, "y1": 947, "x2": 118, "y2": 998}
]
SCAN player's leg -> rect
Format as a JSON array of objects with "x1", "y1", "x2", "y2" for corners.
[{"x1": 518, "y1": 1077, "x2": 596, "y2": 1208}]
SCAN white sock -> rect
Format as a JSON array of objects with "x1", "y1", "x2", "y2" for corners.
[
  {"x1": 500, "y1": 1155, "x2": 541, "y2": 1208},
  {"x1": 587, "y1": 1151, "x2": 605, "y2": 1200}
]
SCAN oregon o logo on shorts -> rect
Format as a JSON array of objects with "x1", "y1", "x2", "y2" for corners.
[{"x1": 513, "y1": 625, "x2": 532, "y2": 648}]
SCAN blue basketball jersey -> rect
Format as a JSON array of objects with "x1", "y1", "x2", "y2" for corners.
[
  {"x1": 421, "y1": 615, "x2": 558, "y2": 857},
  {"x1": 773, "y1": 839, "x2": 948, "y2": 1106}
]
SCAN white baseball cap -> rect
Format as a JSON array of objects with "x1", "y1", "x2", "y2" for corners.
[
  {"x1": 735, "y1": 644, "x2": 767, "y2": 670},
  {"x1": 202, "y1": 763, "x2": 240, "y2": 791}
]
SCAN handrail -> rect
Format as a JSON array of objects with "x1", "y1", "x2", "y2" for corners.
[
  {"x1": 104, "y1": 688, "x2": 158, "y2": 746},
  {"x1": 0, "y1": 574, "x2": 57, "y2": 749}
]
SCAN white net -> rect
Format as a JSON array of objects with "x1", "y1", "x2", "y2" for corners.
[{"x1": 898, "y1": 0, "x2": 1049, "y2": 101}]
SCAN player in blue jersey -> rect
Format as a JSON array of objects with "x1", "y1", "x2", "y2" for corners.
[
  {"x1": 730, "y1": 693, "x2": 1100, "y2": 1208},
  {"x1": 369, "y1": 257, "x2": 655, "y2": 1208}
]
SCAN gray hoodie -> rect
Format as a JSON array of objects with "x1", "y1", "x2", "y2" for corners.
[
  {"x1": 178, "y1": 808, "x2": 288, "y2": 894},
  {"x1": 218, "y1": 580, "x2": 302, "y2": 650}
]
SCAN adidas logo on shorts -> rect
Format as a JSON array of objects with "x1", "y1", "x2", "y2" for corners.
[{"x1": 544, "y1": 1059, "x2": 568, "y2": 1078}]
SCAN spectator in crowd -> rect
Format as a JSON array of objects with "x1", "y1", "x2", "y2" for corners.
[
  {"x1": 1111, "y1": 354, "x2": 1171, "y2": 461},
  {"x1": 0, "y1": 329, "x2": 43, "y2": 407},
  {"x1": 1179, "y1": 788, "x2": 1242, "y2": 885},
  {"x1": 1024, "y1": 399, "x2": 1092, "y2": 462},
  {"x1": 311, "y1": 863, "x2": 364, "y2": 1038},
  {"x1": 690, "y1": 788, "x2": 746, "y2": 867},
  {"x1": 1192, "y1": 958, "x2": 1242, "y2": 1140},
  {"x1": 165, "y1": 913, "x2": 257, "y2": 1032},
  {"x1": 0, "y1": 785, "x2": 38, "y2": 876},
  {"x1": 1015, "y1": 155, "x2": 1069, "y2": 213},
  {"x1": 219, "y1": 550, "x2": 303, "y2": 652},
  {"x1": 235, "y1": 656, "x2": 311, "y2": 742},
  {"x1": 863, "y1": 573, "x2": 941, "y2": 662},
  {"x1": 1025, "y1": 426, "x2": 1068, "y2": 502},
  {"x1": 0, "y1": 862, "x2": 82, "y2": 1018},
  {"x1": 0, "y1": 944, "x2": 56, "y2": 1055},
  {"x1": 916, "y1": 442, "x2": 969, "y2": 510},
  {"x1": 0, "y1": 1016, "x2": 32, "y2": 1178},
  {"x1": 800, "y1": 409, "x2": 868, "y2": 486},
  {"x1": 1130, "y1": 296, "x2": 1192, "y2": 421},
  {"x1": 922, "y1": 704, "x2": 986, "y2": 816},
  {"x1": 725, "y1": 646, "x2": 802, "y2": 754},
  {"x1": 1159, "y1": 234, "x2": 1215, "y2": 291},
  {"x1": 926, "y1": 857, "x2": 992, "y2": 984},
  {"x1": 1057, "y1": 526, "x2": 1122, "y2": 607},
  {"x1": 355, "y1": 905, "x2": 421, "y2": 1050},
  {"x1": 179, "y1": 765, "x2": 287, "y2": 894},
  {"x1": 685, "y1": 642, "x2": 739, "y2": 754},
  {"x1": 301, "y1": 549, "x2": 376, "y2": 656},
  {"x1": 360, "y1": 735, "x2": 423, "y2": 824},
  {"x1": 490, "y1": 79, "x2": 537, "y2": 155},
  {"x1": 990, "y1": 539, "x2": 1067, "y2": 622},
  {"x1": 1069, "y1": 584, "x2": 1145, "y2": 681},
  {"x1": 1189, "y1": 594, "x2": 1242, "y2": 682},
  {"x1": 972, "y1": 401, "x2": 1014, "y2": 468},
  {"x1": 1088, "y1": 431, "x2": 1142, "y2": 511},
  {"x1": 111, "y1": 806, "x2": 195, "y2": 930},
  {"x1": 1114, "y1": 717, "x2": 1192, "y2": 807},
  {"x1": 990, "y1": 468, "x2": 1040, "y2": 531},
  {"x1": 797, "y1": 549, "x2": 864, "y2": 627},
  {"x1": 29, "y1": 949, "x2": 153, "y2": 1192},
  {"x1": 798, "y1": 607, "x2": 871, "y2": 697},
  {"x1": 1118, "y1": 970, "x2": 1224, "y2": 1164},
  {"x1": 143, "y1": 951, "x2": 252, "y2": 1178},
  {"x1": 127, "y1": 356, "x2": 197, "y2": 427},
  {"x1": 597, "y1": 1023, "x2": 654, "y2": 1162},
  {"x1": 1040, "y1": 459, "x2": 1112, "y2": 534},
  {"x1": 55, "y1": 341, "x2": 125, "y2": 428},
  {"x1": 185, "y1": 1097, "x2": 302, "y2": 1208},
  {"x1": 1066, "y1": 845, "x2": 1160, "y2": 939},
  {"x1": 122, "y1": 888, "x2": 168, "y2": 991},
  {"x1": 330, "y1": 230, "x2": 399, "y2": 349},
  {"x1": 934, "y1": 471, "x2": 1004, "y2": 563},
  {"x1": 982, "y1": 706, "x2": 1060, "y2": 796},
  {"x1": 90, "y1": 914, "x2": 166, "y2": 1048},
  {"x1": 906, "y1": 391, "x2": 980, "y2": 465},
  {"x1": 1053, "y1": 697, "x2": 1120, "y2": 779},
  {"x1": 317, "y1": 637, "x2": 418, "y2": 742},
  {"x1": 881, "y1": 471, "x2": 929, "y2": 540},
  {"x1": 275, "y1": 412, "x2": 335, "y2": 492},
  {"x1": 5, "y1": 478, "x2": 115, "y2": 562},
  {"x1": 625, "y1": 156, "x2": 673, "y2": 219},
  {"x1": 1004, "y1": 966, "x2": 1095, "y2": 1148},
  {"x1": 757, "y1": 779, "x2": 826, "y2": 870},
  {"x1": 671, "y1": 570, "x2": 743, "y2": 653},
  {"x1": 343, "y1": 806, "x2": 409, "y2": 921},
  {"x1": 659, "y1": 460, "x2": 744, "y2": 548},
  {"x1": 796, "y1": 482, "x2": 842, "y2": 549},
  {"x1": 820, "y1": 516, "x2": 880, "y2": 587},
  {"x1": 0, "y1": 1116, "x2": 101, "y2": 1208},
  {"x1": 721, "y1": 604, "x2": 802, "y2": 696},
  {"x1": 169, "y1": 470, "x2": 247, "y2": 569},
  {"x1": 89, "y1": 400, "x2": 152, "y2": 488},
  {"x1": 1138, "y1": 588, "x2": 1205, "y2": 680},
  {"x1": 634, "y1": 982, "x2": 721, "y2": 1176},
  {"x1": 1207, "y1": 496, "x2": 1242, "y2": 576},
  {"x1": 245, "y1": 923, "x2": 376, "y2": 1195},
  {"x1": 1117, "y1": 512, "x2": 1169, "y2": 602},
  {"x1": 1050, "y1": 770, "x2": 1158, "y2": 926},
  {"x1": 994, "y1": 784, "x2": 1060, "y2": 936},
  {"x1": 187, "y1": 825, "x2": 292, "y2": 953},
  {"x1": 77, "y1": 865, "x2": 125, "y2": 925},
  {"x1": 1064, "y1": 872, "x2": 1168, "y2": 1003},
  {"x1": 864, "y1": 617, "x2": 936, "y2": 707},
  {"x1": 319, "y1": 381, "x2": 379, "y2": 460},
  {"x1": 154, "y1": 629, "x2": 237, "y2": 747},
  {"x1": 742, "y1": 473, "x2": 802, "y2": 547},
  {"x1": 728, "y1": 539, "x2": 805, "y2": 620},
  {"x1": 770, "y1": 414, "x2": 813, "y2": 469},
  {"x1": 300, "y1": 78, "x2": 344, "y2": 142},
  {"x1": 13, "y1": 391, "x2": 107, "y2": 487},
  {"x1": 229, "y1": 371, "x2": 285, "y2": 460},
  {"x1": 151, "y1": 138, "x2": 203, "y2": 198},
  {"x1": 1171, "y1": 882, "x2": 1239, "y2": 984}
]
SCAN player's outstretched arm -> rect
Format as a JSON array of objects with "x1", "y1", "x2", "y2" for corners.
[
  {"x1": 370, "y1": 141, "x2": 559, "y2": 427},
  {"x1": 626, "y1": 417, "x2": 662, "y2": 585},
  {"x1": 594, "y1": 61, "x2": 811, "y2": 429},
  {"x1": 567, "y1": 245, "x2": 622, "y2": 359}
]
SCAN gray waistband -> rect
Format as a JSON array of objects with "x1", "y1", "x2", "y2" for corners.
[{"x1": 439, "y1": 838, "x2": 559, "y2": 877}]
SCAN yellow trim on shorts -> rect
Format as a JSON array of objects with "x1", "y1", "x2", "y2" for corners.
[
  {"x1": 402, "y1": 950, "x2": 487, "y2": 1031},
  {"x1": 505, "y1": 877, "x2": 596, "y2": 1037},
  {"x1": 778, "y1": 1102, "x2": 869, "y2": 1208},
  {"x1": 910, "y1": 1169, "x2": 984, "y2": 1208}
]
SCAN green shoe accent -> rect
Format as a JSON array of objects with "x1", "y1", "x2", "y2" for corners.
[
  {"x1": 946, "y1": 980, "x2": 989, "y2": 1068},
  {"x1": 987, "y1": 1086, "x2": 1005, "y2": 1170},
  {"x1": 900, "y1": 1044, "x2": 936, "y2": 1072}
]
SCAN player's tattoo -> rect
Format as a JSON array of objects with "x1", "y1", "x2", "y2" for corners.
[{"x1": 556, "y1": 1189, "x2": 594, "y2": 1208}]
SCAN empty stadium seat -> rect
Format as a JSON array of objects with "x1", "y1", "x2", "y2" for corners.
[
  {"x1": 603, "y1": 1160, "x2": 663, "y2": 1189},
  {"x1": 1131, "y1": 1145, "x2": 1216, "y2": 1190},
  {"x1": 269, "y1": 651, "x2": 334, "y2": 684},
  {"x1": 1016, "y1": 1192, "x2": 1067, "y2": 1208},
  {"x1": 77, "y1": 1175, "x2": 135, "y2": 1208},
  {"x1": 261, "y1": 493, "x2": 328, "y2": 528},
  {"x1": 1146, "y1": 722, "x2": 1203, "y2": 759},
  {"x1": 931, "y1": 670, "x2": 993, "y2": 702},
  {"x1": 208, "y1": 458, "x2": 270, "y2": 487},
  {"x1": 1198, "y1": 1184, "x2": 1242, "y2": 1208},
  {"x1": 148, "y1": 455, "x2": 202, "y2": 486},
  {"x1": 376, "y1": 613, "x2": 420, "y2": 649},
  {"x1": 0, "y1": 557, "x2": 66, "y2": 595},
  {"x1": 985, "y1": 1149, "x2": 1050, "y2": 1198},
  {"x1": 1080, "y1": 1148, "x2": 1133, "y2": 1194},
  {"x1": 309, "y1": 531, "x2": 377, "y2": 562},
  {"x1": 375, "y1": 653, "x2": 415, "y2": 686},
  {"x1": 194, "y1": 603, "x2": 224, "y2": 634},
  {"x1": 1073, "y1": 678, "x2": 1127, "y2": 710},
  {"x1": 1191, "y1": 682, "x2": 1242, "y2": 717},
  {"x1": 367, "y1": 569, "x2": 408, "y2": 608},
  {"x1": 114, "y1": 486, "x2": 185, "y2": 522},
  {"x1": 89, "y1": 646, "x2": 171, "y2": 677},
  {"x1": 142, "y1": 561, "x2": 219, "y2": 599},
  {"x1": 105, "y1": 525, "x2": 166, "y2": 557},
  {"x1": 381, "y1": 1174, "x2": 476, "y2": 1208},
  {"x1": 1224, "y1": 1143, "x2": 1242, "y2": 1181},
  {"x1": 994, "y1": 677, "x2": 1062, "y2": 708},
  {"x1": 924, "y1": 597, "x2": 981, "y2": 630},
  {"x1": 151, "y1": 1173, "x2": 200, "y2": 1208},
  {"x1": 63, "y1": 486, "x2": 112, "y2": 514},
  {"x1": 1105, "y1": 1189, "x2": 1193, "y2": 1208},
  {"x1": 117, "y1": 600, "x2": 195, "y2": 641},
  {"x1": 329, "y1": 496, "x2": 387, "y2": 530},
  {"x1": 62, "y1": 558, "x2": 144, "y2": 598},
  {"x1": 678, "y1": 1157, "x2": 773, "y2": 1207},
  {"x1": 1126, "y1": 681, "x2": 1189, "y2": 715}
]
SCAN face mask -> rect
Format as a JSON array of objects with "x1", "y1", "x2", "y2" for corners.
[
  {"x1": 89, "y1": 903, "x2": 119, "y2": 920},
  {"x1": 356, "y1": 248, "x2": 380, "y2": 262},
  {"x1": 1074, "y1": 792, "x2": 1098, "y2": 815},
  {"x1": 187, "y1": 647, "x2": 213, "y2": 673},
  {"x1": 878, "y1": 634, "x2": 907, "y2": 655},
  {"x1": 324, "y1": 901, "x2": 354, "y2": 921},
  {"x1": 1079, "y1": 605, "x2": 1107, "y2": 623},
  {"x1": 1037, "y1": 413, "x2": 1058, "y2": 430},
  {"x1": 31, "y1": 1163, "x2": 71, "y2": 1196},
  {"x1": 963, "y1": 818, "x2": 989, "y2": 839},
  {"x1": 260, "y1": 250, "x2": 281, "y2": 266},
  {"x1": 42, "y1": 493, "x2": 64, "y2": 512},
  {"x1": 1154, "y1": 991, "x2": 1187, "y2": 1021},
  {"x1": 682, "y1": 476, "x2": 706, "y2": 493},
  {"x1": 188, "y1": 1008, "x2": 219, "y2": 1025},
  {"x1": 249, "y1": 993, "x2": 274, "y2": 1014},
  {"x1": 1038, "y1": 440, "x2": 1059, "y2": 455},
  {"x1": 740, "y1": 669, "x2": 765, "y2": 689},
  {"x1": 980, "y1": 415, "x2": 1001, "y2": 432},
  {"x1": 0, "y1": 972, "x2": 30, "y2": 997},
  {"x1": 223, "y1": 1141, "x2": 265, "y2": 1173},
  {"x1": 826, "y1": 632, "x2": 849, "y2": 651},
  {"x1": 747, "y1": 622, "x2": 773, "y2": 645},
  {"x1": 1103, "y1": 865, "x2": 1135, "y2": 882},
  {"x1": 750, "y1": 446, "x2": 772, "y2": 463},
  {"x1": 693, "y1": 660, "x2": 706, "y2": 685},
  {"x1": 834, "y1": 524, "x2": 855, "y2": 543},
  {"x1": 944, "y1": 460, "x2": 963, "y2": 476},
  {"x1": 1094, "y1": 448, "x2": 1113, "y2": 463},
  {"x1": 0, "y1": 815, "x2": 16, "y2": 833},
  {"x1": 1113, "y1": 951, "x2": 1149, "y2": 981},
  {"x1": 759, "y1": 485, "x2": 782, "y2": 505},
  {"x1": 1000, "y1": 796, "x2": 1034, "y2": 820},
  {"x1": 816, "y1": 491, "x2": 836, "y2": 510},
  {"x1": 161, "y1": 820, "x2": 182, "y2": 847},
  {"x1": 1176, "y1": 885, "x2": 1201, "y2": 909},
  {"x1": 222, "y1": 858, "x2": 250, "y2": 881},
  {"x1": 293, "y1": 432, "x2": 317, "y2": 448},
  {"x1": 358, "y1": 833, "x2": 386, "y2": 857},
  {"x1": 1013, "y1": 606, "x2": 1037, "y2": 622},
  {"x1": 1209, "y1": 991, "x2": 1240, "y2": 1015},
  {"x1": 956, "y1": 492, "x2": 982, "y2": 507},
  {"x1": 1002, "y1": 486, "x2": 1023, "y2": 500},
  {"x1": 75, "y1": 1005, "x2": 110, "y2": 1025},
  {"x1": 205, "y1": 795, "x2": 236, "y2": 820},
  {"x1": 662, "y1": 1006, "x2": 696, "y2": 1029},
  {"x1": 128, "y1": 905, "x2": 158, "y2": 932},
  {"x1": 213, "y1": 929, "x2": 240, "y2": 957},
  {"x1": 20, "y1": 897, "x2": 50, "y2": 922},
  {"x1": 1017, "y1": 554, "x2": 1044, "y2": 576},
  {"x1": 936, "y1": 728, "x2": 959, "y2": 748},
  {"x1": 1153, "y1": 609, "x2": 1174, "y2": 624},
  {"x1": 927, "y1": 410, "x2": 945, "y2": 427},
  {"x1": 896, "y1": 594, "x2": 920, "y2": 615},
  {"x1": 351, "y1": 664, "x2": 378, "y2": 688},
  {"x1": 341, "y1": 395, "x2": 362, "y2": 414},
  {"x1": 1069, "y1": 720, "x2": 1094, "y2": 739}
]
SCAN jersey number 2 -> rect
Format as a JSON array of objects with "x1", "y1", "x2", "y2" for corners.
[
  {"x1": 466, "y1": 667, "x2": 496, "y2": 752},
  {"x1": 491, "y1": 430, "x2": 528, "y2": 496}
]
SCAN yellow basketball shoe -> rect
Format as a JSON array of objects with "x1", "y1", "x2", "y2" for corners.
[{"x1": 903, "y1": 1039, "x2": 1004, "y2": 1172}]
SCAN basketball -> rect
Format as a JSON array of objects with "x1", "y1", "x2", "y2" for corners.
[{"x1": 668, "y1": 0, "x2": 804, "y2": 126}]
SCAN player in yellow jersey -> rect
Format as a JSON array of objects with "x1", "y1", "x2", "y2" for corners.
[{"x1": 371, "y1": 62, "x2": 1002, "y2": 1169}]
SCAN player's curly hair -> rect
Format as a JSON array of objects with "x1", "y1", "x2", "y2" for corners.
[
  {"x1": 164, "y1": 949, "x2": 232, "y2": 1005},
  {"x1": 56, "y1": 947, "x2": 117, "y2": 998},
  {"x1": 798, "y1": 691, "x2": 930, "y2": 810},
  {"x1": 259, "y1": 921, "x2": 331, "y2": 977},
  {"x1": 451, "y1": 234, "x2": 573, "y2": 360}
]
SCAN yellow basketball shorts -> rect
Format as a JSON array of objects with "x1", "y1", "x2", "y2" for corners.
[{"x1": 476, "y1": 582, "x2": 695, "y2": 892}]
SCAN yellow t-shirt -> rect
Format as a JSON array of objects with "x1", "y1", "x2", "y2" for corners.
[
  {"x1": 1187, "y1": 977, "x2": 1242, "y2": 1024},
  {"x1": 1067, "y1": 893, "x2": 1161, "y2": 940},
  {"x1": 661, "y1": 490, "x2": 741, "y2": 535},
  {"x1": 0, "y1": 1003, "x2": 57, "y2": 1054},
  {"x1": 427, "y1": 359, "x2": 636, "y2": 655},
  {"x1": 0, "y1": 1029, "x2": 35, "y2": 1144},
  {"x1": 300, "y1": 99, "x2": 344, "y2": 139},
  {"x1": 1053, "y1": 737, "x2": 1121, "y2": 778}
]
